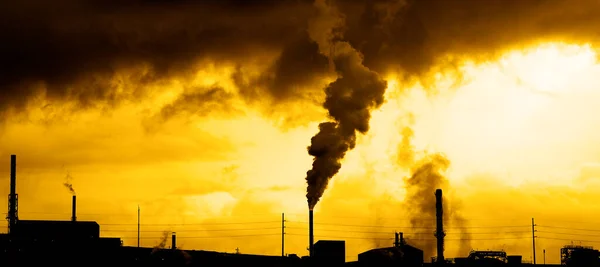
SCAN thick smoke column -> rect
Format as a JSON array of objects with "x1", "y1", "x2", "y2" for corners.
[
  {"x1": 305, "y1": 0, "x2": 387, "y2": 209},
  {"x1": 403, "y1": 153, "x2": 450, "y2": 257},
  {"x1": 63, "y1": 172, "x2": 76, "y2": 195},
  {"x1": 397, "y1": 119, "x2": 471, "y2": 258}
]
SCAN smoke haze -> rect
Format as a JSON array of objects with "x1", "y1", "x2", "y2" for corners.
[{"x1": 396, "y1": 116, "x2": 472, "y2": 258}]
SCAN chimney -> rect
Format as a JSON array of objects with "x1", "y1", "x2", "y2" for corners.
[
  {"x1": 400, "y1": 232, "x2": 404, "y2": 246},
  {"x1": 172, "y1": 232, "x2": 176, "y2": 250},
  {"x1": 435, "y1": 189, "x2": 445, "y2": 264},
  {"x1": 394, "y1": 232, "x2": 399, "y2": 247},
  {"x1": 309, "y1": 209, "x2": 314, "y2": 257},
  {"x1": 72, "y1": 195, "x2": 77, "y2": 222},
  {"x1": 8, "y1": 155, "x2": 18, "y2": 234}
]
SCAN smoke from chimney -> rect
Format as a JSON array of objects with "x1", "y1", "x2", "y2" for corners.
[
  {"x1": 63, "y1": 172, "x2": 76, "y2": 195},
  {"x1": 304, "y1": 0, "x2": 387, "y2": 210},
  {"x1": 151, "y1": 231, "x2": 170, "y2": 254},
  {"x1": 8, "y1": 155, "x2": 17, "y2": 234},
  {"x1": 435, "y1": 189, "x2": 445, "y2": 264},
  {"x1": 396, "y1": 118, "x2": 472, "y2": 258},
  {"x1": 72, "y1": 195, "x2": 77, "y2": 222}
]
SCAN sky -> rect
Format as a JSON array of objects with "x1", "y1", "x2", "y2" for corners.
[{"x1": 2, "y1": 0, "x2": 600, "y2": 264}]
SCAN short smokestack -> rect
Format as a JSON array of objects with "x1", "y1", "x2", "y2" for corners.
[
  {"x1": 172, "y1": 232, "x2": 176, "y2": 250},
  {"x1": 400, "y1": 232, "x2": 404, "y2": 246},
  {"x1": 309, "y1": 209, "x2": 314, "y2": 257},
  {"x1": 394, "y1": 232, "x2": 399, "y2": 247},
  {"x1": 435, "y1": 189, "x2": 445, "y2": 264},
  {"x1": 71, "y1": 195, "x2": 77, "y2": 222},
  {"x1": 8, "y1": 155, "x2": 17, "y2": 234}
]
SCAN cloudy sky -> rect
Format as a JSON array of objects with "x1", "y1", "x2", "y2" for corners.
[{"x1": 2, "y1": 0, "x2": 600, "y2": 263}]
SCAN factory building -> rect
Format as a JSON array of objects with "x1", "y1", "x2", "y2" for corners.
[
  {"x1": 561, "y1": 245, "x2": 600, "y2": 267},
  {"x1": 313, "y1": 240, "x2": 345, "y2": 266},
  {"x1": 0, "y1": 155, "x2": 122, "y2": 266}
]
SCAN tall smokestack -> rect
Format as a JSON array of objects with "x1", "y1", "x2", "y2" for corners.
[
  {"x1": 309, "y1": 209, "x2": 314, "y2": 257},
  {"x1": 172, "y1": 232, "x2": 176, "y2": 250},
  {"x1": 435, "y1": 189, "x2": 445, "y2": 264},
  {"x1": 8, "y1": 155, "x2": 17, "y2": 234},
  {"x1": 71, "y1": 195, "x2": 77, "y2": 222}
]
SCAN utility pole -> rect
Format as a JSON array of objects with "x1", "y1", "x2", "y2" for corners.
[
  {"x1": 282, "y1": 213, "x2": 285, "y2": 257},
  {"x1": 137, "y1": 205, "x2": 140, "y2": 248},
  {"x1": 532, "y1": 218, "x2": 537, "y2": 265}
]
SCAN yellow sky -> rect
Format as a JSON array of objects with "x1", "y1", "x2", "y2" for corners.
[{"x1": 1, "y1": 42, "x2": 600, "y2": 264}]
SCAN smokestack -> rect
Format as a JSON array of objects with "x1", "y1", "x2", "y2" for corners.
[
  {"x1": 71, "y1": 195, "x2": 77, "y2": 222},
  {"x1": 435, "y1": 189, "x2": 445, "y2": 264},
  {"x1": 309, "y1": 209, "x2": 314, "y2": 257},
  {"x1": 400, "y1": 232, "x2": 404, "y2": 246},
  {"x1": 172, "y1": 232, "x2": 176, "y2": 250},
  {"x1": 8, "y1": 155, "x2": 17, "y2": 234},
  {"x1": 395, "y1": 232, "x2": 399, "y2": 247}
]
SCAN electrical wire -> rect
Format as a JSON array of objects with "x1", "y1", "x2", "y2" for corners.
[
  {"x1": 108, "y1": 233, "x2": 281, "y2": 239},
  {"x1": 537, "y1": 225, "x2": 600, "y2": 232},
  {"x1": 102, "y1": 227, "x2": 281, "y2": 233},
  {"x1": 101, "y1": 221, "x2": 280, "y2": 226},
  {"x1": 537, "y1": 231, "x2": 600, "y2": 238},
  {"x1": 286, "y1": 220, "x2": 530, "y2": 230},
  {"x1": 284, "y1": 226, "x2": 529, "y2": 236}
]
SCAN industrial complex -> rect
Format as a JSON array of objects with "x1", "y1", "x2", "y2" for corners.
[{"x1": 1, "y1": 154, "x2": 598, "y2": 266}]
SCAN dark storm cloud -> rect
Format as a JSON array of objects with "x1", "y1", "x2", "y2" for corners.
[
  {"x1": 156, "y1": 87, "x2": 238, "y2": 121},
  {"x1": 345, "y1": 0, "x2": 600, "y2": 77},
  {"x1": 2, "y1": 0, "x2": 600, "y2": 120},
  {"x1": 0, "y1": 0, "x2": 323, "y2": 117}
]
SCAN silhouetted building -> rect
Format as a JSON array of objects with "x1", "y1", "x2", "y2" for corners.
[
  {"x1": 12, "y1": 220, "x2": 100, "y2": 240},
  {"x1": 358, "y1": 244, "x2": 424, "y2": 267},
  {"x1": 313, "y1": 240, "x2": 345, "y2": 266},
  {"x1": 561, "y1": 245, "x2": 600, "y2": 267}
]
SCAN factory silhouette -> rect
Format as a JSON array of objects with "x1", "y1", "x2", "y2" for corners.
[{"x1": 1, "y1": 155, "x2": 598, "y2": 267}]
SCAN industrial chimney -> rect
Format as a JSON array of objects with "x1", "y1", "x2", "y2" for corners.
[
  {"x1": 172, "y1": 232, "x2": 176, "y2": 250},
  {"x1": 435, "y1": 189, "x2": 445, "y2": 264},
  {"x1": 8, "y1": 155, "x2": 18, "y2": 234},
  {"x1": 309, "y1": 209, "x2": 314, "y2": 257},
  {"x1": 71, "y1": 195, "x2": 77, "y2": 222}
]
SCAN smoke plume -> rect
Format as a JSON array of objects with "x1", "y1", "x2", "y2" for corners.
[
  {"x1": 305, "y1": 0, "x2": 387, "y2": 209},
  {"x1": 151, "y1": 230, "x2": 171, "y2": 254},
  {"x1": 63, "y1": 172, "x2": 76, "y2": 195},
  {"x1": 397, "y1": 121, "x2": 471, "y2": 258}
]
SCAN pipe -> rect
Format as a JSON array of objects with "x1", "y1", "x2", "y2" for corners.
[
  {"x1": 435, "y1": 189, "x2": 445, "y2": 264},
  {"x1": 72, "y1": 195, "x2": 77, "y2": 222},
  {"x1": 8, "y1": 155, "x2": 17, "y2": 234},
  {"x1": 172, "y1": 232, "x2": 176, "y2": 250},
  {"x1": 309, "y1": 209, "x2": 314, "y2": 257}
]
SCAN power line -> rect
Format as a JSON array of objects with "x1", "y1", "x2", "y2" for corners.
[
  {"x1": 537, "y1": 237, "x2": 600, "y2": 244},
  {"x1": 108, "y1": 233, "x2": 280, "y2": 239},
  {"x1": 537, "y1": 225, "x2": 600, "y2": 232},
  {"x1": 286, "y1": 221, "x2": 530, "y2": 230},
  {"x1": 285, "y1": 227, "x2": 529, "y2": 236},
  {"x1": 102, "y1": 227, "x2": 280, "y2": 233},
  {"x1": 285, "y1": 233, "x2": 529, "y2": 241},
  {"x1": 537, "y1": 231, "x2": 600, "y2": 238},
  {"x1": 101, "y1": 221, "x2": 280, "y2": 226}
]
